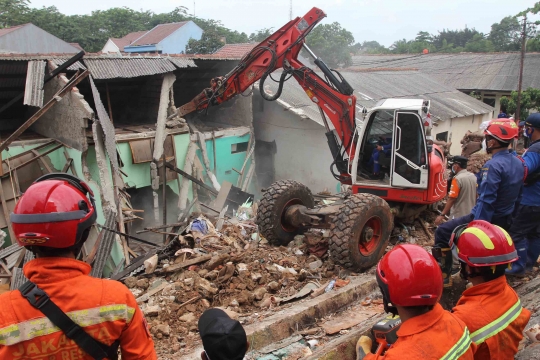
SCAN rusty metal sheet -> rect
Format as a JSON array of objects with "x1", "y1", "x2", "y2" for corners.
[{"x1": 129, "y1": 139, "x2": 153, "y2": 164}]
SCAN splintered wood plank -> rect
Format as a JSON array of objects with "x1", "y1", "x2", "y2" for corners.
[{"x1": 321, "y1": 311, "x2": 378, "y2": 335}]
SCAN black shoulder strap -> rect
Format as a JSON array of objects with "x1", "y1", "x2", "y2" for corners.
[{"x1": 18, "y1": 281, "x2": 119, "y2": 360}]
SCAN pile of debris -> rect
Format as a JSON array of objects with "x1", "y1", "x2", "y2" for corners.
[{"x1": 121, "y1": 210, "x2": 353, "y2": 358}]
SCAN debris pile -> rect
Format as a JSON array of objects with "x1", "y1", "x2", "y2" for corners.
[
  {"x1": 460, "y1": 130, "x2": 484, "y2": 157},
  {"x1": 467, "y1": 152, "x2": 491, "y2": 175},
  {"x1": 121, "y1": 212, "x2": 352, "y2": 358}
]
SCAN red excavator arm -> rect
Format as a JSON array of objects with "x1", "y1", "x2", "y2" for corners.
[{"x1": 175, "y1": 7, "x2": 357, "y2": 182}]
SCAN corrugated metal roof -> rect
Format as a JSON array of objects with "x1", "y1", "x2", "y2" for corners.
[
  {"x1": 0, "y1": 24, "x2": 26, "y2": 37},
  {"x1": 213, "y1": 43, "x2": 257, "y2": 58},
  {"x1": 84, "y1": 57, "x2": 177, "y2": 79},
  {"x1": 350, "y1": 53, "x2": 540, "y2": 91},
  {"x1": 0, "y1": 54, "x2": 197, "y2": 79},
  {"x1": 129, "y1": 22, "x2": 188, "y2": 47},
  {"x1": 166, "y1": 57, "x2": 197, "y2": 68},
  {"x1": 259, "y1": 70, "x2": 493, "y2": 126},
  {"x1": 23, "y1": 60, "x2": 45, "y2": 107}
]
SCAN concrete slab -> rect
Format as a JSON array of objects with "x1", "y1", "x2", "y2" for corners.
[{"x1": 180, "y1": 275, "x2": 377, "y2": 359}]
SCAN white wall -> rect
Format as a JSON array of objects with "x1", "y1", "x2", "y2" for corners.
[
  {"x1": 433, "y1": 112, "x2": 493, "y2": 155},
  {"x1": 253, "y1": 94, "x2": 341, "y2": 194},
  {"x1": 101, "y1": 39, "x2": 120, "y2": 53}
]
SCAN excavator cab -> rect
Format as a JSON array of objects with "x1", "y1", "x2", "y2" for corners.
[{"x1": 351, "y1": 99, "x2": 441, "y2": 206}]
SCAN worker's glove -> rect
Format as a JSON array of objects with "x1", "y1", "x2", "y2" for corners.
[{"x1": 356, "y1": 335, "x2": 373, "y2": 360}]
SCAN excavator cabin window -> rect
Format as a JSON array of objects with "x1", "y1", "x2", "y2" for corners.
[{"x1": 358, "y1": 110, "x2": 394, "y2": 182}]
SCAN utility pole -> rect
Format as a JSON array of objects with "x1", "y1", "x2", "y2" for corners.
[
  {"x1": 193, "y1": 1, "x2": 196, "y2": 16},
  {"x1": 290, "y1": 0, "x2": 293, "y2": 20},
  {"x1": 516, "y1": 15, "x2": 527, "y2": 123}
]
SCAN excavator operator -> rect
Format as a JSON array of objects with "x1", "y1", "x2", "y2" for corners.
[
  {"x1": 433, "y1": 119, "x2": 524, "y2": 287},
  {"x1": 0, "y1": 174, "x2": 157, "y2": 360},
  {"x1": 451, "y1": 220, "x2": 531, "y2": 359},
  {"x1": 356, "y1": 244, "x2": 475, "y2": 360}
]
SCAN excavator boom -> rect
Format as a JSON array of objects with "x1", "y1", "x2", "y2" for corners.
[{"x1": 175, "y1": 7, "x2": 358, "y2": 181}]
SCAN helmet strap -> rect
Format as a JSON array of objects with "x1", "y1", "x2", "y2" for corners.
[{"x1": 459, "y1": 262, "x2": 480, "y2": 280}]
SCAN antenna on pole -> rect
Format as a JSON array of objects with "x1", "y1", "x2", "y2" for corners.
[
  {"x1": 289, "y1": 0, "x2": 292, "y2": 20},
  {"x1": 194, "y1": 1, "x2": 196, "y2": 16}
]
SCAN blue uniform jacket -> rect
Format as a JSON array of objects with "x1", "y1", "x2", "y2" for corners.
[
  {"x1": 521, "y1": 139, "x2": 540, "y2": 206},
  {"x1": 471, "y1": 150, "x2": 524, "y2": 221}
]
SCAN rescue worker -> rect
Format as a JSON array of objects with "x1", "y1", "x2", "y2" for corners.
[
  {"x1": 433, "y1": 119, "x2": 524, "y2": 286},
  {"x1": 451, "y1": 220, "x2": 531, "y2": 359},
  {"x1": 0, "y1": 174, "x2": 157, "y2": 360},
  {"x1": 357, "y1": 244, "x2": 475, "y2": 360},
  {"x1": 435, "y1": 156, "x2": 477, "y2": 226},
  {"x1": 507, "y1": 113, "x2": 540, "y2": 275}
]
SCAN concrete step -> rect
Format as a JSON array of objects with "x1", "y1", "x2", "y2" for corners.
[{"x1": 181, "y1": 275, "x2": 378, "y2": 359}]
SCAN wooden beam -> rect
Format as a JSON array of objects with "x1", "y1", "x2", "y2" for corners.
[
  {"x1": 2, "y1": 140, "x2": 56, "y2": 163},
  {"x1": 62, "y1": 158, "x2": 73, "y2": 173},
  {"x1": 5, "y1": 144, "x2": 63, "y2": 174},
  {"x1": 31, "y1": 149, "x2": 53, "y2": 173},
  {"x1": 0, "y1": 70, "x2": 89, "y2": 153},
  {"x1": 62, "y1": 149, "x2": 78, "y2": 176},
  {"x1": 165, "y1": 161, "x2": 218, "y2": 196}
]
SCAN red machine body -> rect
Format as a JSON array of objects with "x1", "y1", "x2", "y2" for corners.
[{"x1": 176, "y1": 7, "x2": 446, "y2": 207}]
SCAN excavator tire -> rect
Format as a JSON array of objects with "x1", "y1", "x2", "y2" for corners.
[
  {"x1": 329, "y1": 193, "x2": 393, "y2": 272},
  {"x1": 257, "y1": 180, "x2": 315, "y2": 246}
]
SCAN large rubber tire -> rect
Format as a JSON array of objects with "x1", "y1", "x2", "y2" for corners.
[
  {"x1": 257, "y1": 180, "x2": 315, "y2": 246},
  {"x1": 329, "y1": 193, "x2": 393, "y2": 272}
]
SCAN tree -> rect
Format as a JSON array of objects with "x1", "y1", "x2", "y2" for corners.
[
  {"x1": 500, "y1": 88, "x2": 540, "y2": 120},
  {"x1": 249, "y1": 27, "x2": 273, "y2": 42},
  {"x1": 489, "y1": 16, "x2": 521, "y2": 51},
  {"x1": 432, "y1": 27, "x2": 481, "y2": 49},
  {"x1": 305, "y1": 22, "x2": 354, "y2": 68},
  {"x1": 415, "y1": 31, "x2": 432, "y2": 43},
  {"x1": 464, "y1": 34, "x2": 495, "y2": 52},
  {"x1": 185, "y1": 28, "x2": 224, "y2": 54},
  {"x1": 0, "y1": 0, "x2": 29, "y2": 27},
  {"x1": 356, "y1": 40, "x2": 389, "y2": 54}
]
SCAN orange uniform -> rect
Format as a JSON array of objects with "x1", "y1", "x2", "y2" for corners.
[
  {"x1": 0, "y1": 257, "x2": 157, "y2": 360},
  {"x1": 365, "y1": 304, "x2": 475, "y2": 360},
  {"x1": 452, "y1": 276, "x2": 530, "y2": 359}
]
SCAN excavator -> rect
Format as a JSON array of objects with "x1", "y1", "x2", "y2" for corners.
[{"x1": 173, "y1": 7, "x2": 447, "y2": 271}]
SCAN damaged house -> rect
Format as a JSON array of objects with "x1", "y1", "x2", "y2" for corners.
[{"x1": 0, "y1": 52, "x2": 256, "y2": 287}]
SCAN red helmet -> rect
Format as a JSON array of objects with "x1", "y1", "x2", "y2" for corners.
[
  {"x1": 376, "y1": 244, "x2": 442, "y2": 314},
  {"x1": 450, "y1": 220, "x2": 518, "y2": 267},
  {"x1": 484, "y1": 119, "x2": 519, "y2": 142},
  {"x1": 11, "y1": 173, "x2": 97, "y2": 249}
]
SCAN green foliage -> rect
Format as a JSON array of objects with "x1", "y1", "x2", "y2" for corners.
[
  {"x1": 389, "y1": 38, "x2": 434, "y2": 54},
  {"x1": 489, "y1": 16, "x2": 521, "y2": 51},
  {"x1": 353, "y1": 41, "x2": 389, "y2": 54},
  {"x1": 305, "y1": 22, "x2": 355, "y2": 68},
  {"x1": 185, "y1": 28, "x2": 223, "y2": 54},
  {"x1": 500, "y1": 88, "x2": 540, "y2": 120},
  {"x1": 0, "y1": 0, "x2": 29, "y2": 27},
  {"x1": 8, "y1": 5, "x2": 248, "y2": 53},
  {"x1": 464, "y1": 34, "x2": 495, "y2": 52},
  {"x1": 415, "y1": 31, "x2": 432, "y2": 43},
  {"x1": 432, "y1": 27, "x2": 481, "y2": 49},
  {"x1": 249, "y1": 28, "x2": 273, "y2": 42}
]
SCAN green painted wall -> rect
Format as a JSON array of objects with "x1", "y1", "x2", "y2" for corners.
[
  {"x1": 2, "y1": 142, "x2": 65, "y2": 173},
  {"x1": 196, "y1": 133, "x2": 252, "y2": 187}
]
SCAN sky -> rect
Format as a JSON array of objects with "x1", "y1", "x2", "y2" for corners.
[{"x1": 30, "y1": 0, "x2": 540, "y2": 46}]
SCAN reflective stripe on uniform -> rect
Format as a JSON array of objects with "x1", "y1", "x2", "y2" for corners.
[
  {"x1": 440, "y1": 327, "x2": 472, "y2": 360},
  {"x1": 0, "y1": 304, "x2": 135, "y2": 346},
  {"x1": 470, "y1": 299, "x2": 522, "y2": 345}
]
